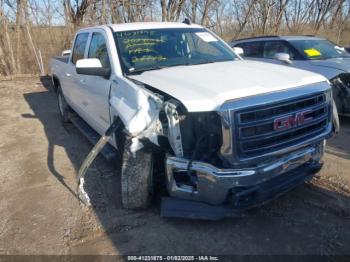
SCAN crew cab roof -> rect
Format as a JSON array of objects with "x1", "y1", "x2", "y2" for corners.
[{"x1": 77, "y1": 22, "x2": 203, "y2": 34}]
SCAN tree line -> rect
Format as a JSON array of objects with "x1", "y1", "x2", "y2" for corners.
[{"x1": 1, "y1": 0, "x2": 350, "y2": 76}]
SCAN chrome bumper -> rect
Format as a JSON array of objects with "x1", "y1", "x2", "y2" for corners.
[{"x1": 165, "y1": 142, "x2": 325, "y2": 205}]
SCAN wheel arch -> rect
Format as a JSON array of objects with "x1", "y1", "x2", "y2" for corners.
[
  {"x1": 51, "y1": 75, "x2": 60, "y2": 93},
  {"x1": 111, "y1": 115, "x2": 127, "y2": 152}
]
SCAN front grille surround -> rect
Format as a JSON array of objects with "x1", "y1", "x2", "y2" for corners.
[
  {"x1": 236, "y1": 93, "x2": 329, "y2": 158},
  {"x1": 219, "y1": 82, "x2": 332, "y2": 167}
]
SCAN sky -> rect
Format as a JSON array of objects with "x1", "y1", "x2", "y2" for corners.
[{"x1": 4, "y1": 0, "x2": 74, "y2": 26}]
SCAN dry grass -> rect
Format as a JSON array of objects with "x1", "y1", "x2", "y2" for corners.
[{"x1": 1, "y1": 23, "x2": 350, "y2": 77}]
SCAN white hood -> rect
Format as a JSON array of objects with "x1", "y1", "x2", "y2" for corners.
[{"x1": 129, "y1": 60, "x2": 327, "y2": 112}]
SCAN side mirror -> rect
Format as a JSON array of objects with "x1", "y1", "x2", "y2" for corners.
[
  {"x1": 335, "y1": 46, "x2": 345, "y2": 52},
  {"x1": 61, "y1": 49, "x2": 71, "y2": 56},
  {"x1": 274, "y1": 52, "x2": 292, "y2": 64},
  {"x1": 233, "y1": 47, "x2": 244, "y2": 56},
  {"x1": 76, "y1": 58, "x2": 110, "y2": 77}
]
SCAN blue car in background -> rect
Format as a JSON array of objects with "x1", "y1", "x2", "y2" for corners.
[{"x1": 231, "y1": 35, "x2": 349, "y2": 121}]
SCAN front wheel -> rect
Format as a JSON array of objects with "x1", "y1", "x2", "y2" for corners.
[{"x1": 121, "y1": 147, "x2": 154, "y2": 209}]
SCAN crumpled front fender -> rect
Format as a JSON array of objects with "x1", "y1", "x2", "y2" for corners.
[
  {"x1": 109, "y1": 78, "x2": 163, "y2": 153},
  {"x1": 109, "y1": 78, "x2": 162, "y2": 137}
]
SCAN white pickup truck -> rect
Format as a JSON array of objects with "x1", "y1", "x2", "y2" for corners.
[{"x1": 51, "y1": 22, "x2": 334, "y2": 219}]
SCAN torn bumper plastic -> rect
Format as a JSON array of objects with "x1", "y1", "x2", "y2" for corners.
[
  {"x1": 164, "y1": 142, "x2": 324, "y2": 207},
  {"x1": 161, "y1": 161, "x2": 321, "y2": 220}
]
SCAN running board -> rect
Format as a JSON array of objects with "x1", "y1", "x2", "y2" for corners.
[{"x1": 70, "y1": 113, "x2": 119, "y2": 163}]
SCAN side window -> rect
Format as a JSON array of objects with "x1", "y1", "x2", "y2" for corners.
[
  {"x1": 263, "y1": 41, "x2": 295, "y2": 59},
  {"x1": 88, "y1": 33, "x2": 110, "y2": 69},
  {"x1": 236, "y1": 42, "x2": 264, "y2": 58},
  {"x1": 71, "y1": 33, "x2": 89, "y2": 64}
]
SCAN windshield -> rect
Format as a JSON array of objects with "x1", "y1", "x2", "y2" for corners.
[
  {"x1": 114, "y1": 28, "x2": 237, "y2": 74},
  {"x1": 289, "y1": 39, "x2": 350, "y2": 60}
]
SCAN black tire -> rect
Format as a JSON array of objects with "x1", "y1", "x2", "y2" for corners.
[
  {"x1": 121, "y1": 146, "x2": 154, "y2": 209},
  {"x1": 57, "y1": 85, "x2": 71, "y2": 123}
]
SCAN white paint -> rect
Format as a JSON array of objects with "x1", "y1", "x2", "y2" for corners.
[
  {"x1": 79, "y1": 178, "x2": 91, "y2": 206},
  {"x1": 233, "y1": 47, "x2": 244, "y2": 55},
  {"x1": 109, "y1": 22, "x2": 203, "y2": 32},
  {"x1": 129, "y1": 60, "x2": 327, "y2": 112},
  {"x1": 51, "y1": 22, "x2": 329, "y2": 154},
  {"x1": 76, "y1": 58, "x2": 102, "y2": 68},
  {"x1": 274, "y1": 52, "x2": 292, "y2": 64},
  {"x1": 109, "y1": 80, "x2": 162, "y2": 136},
  {"x1": 165, "y1": 102, "x2": 183, "y2": 157},
  {"x1": 195, "y1": 32, "x2": 218, "y2": 42},
  {"x1": 61, "y1": 49, "x2": 71, "y2": 56}
]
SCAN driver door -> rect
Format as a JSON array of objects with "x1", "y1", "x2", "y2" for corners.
[{"x1": 79, "y1": 30, "x2": 112, "y2": 135}]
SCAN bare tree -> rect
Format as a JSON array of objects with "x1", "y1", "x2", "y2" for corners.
[
  {"x1": 0, "y1": 1, "x2": 17, "y2": 74},
  {"x1": 284, "y1": 0, "x2": 314, "y2": 33},
  {"x1": 191, "y1": 0, "x2": 197, "y2": 22},
  {"x1": 273, "y1": 0, "x2": 289, "y2": 33},
  {"x1": 182, "y1": 0, "x2": 197, "y2": 23},
  {"x1": 312, "y1": 0, "x2": 335, "y2": 33},
  {"x1": 232, "y1": 0, "x2": 258, "y2": 39},
  {"x1": 63, "y1": 0, "x2": 91, "y2": 27},
  {"x1": 0, "y1": 0, "x2": 11, "y2": 75},
  {"x1": 160, "y1": 0, "x2": 184, "y2": 21},
  {"x1": 2, "y1": 0, "x2": 350, "y2": 76},
  {"x1": 15, "y1": 0, "x2": 27, "y2": 73},
  {"x1": 200, "y1": 0, "x2": 216, "y2": 26}
]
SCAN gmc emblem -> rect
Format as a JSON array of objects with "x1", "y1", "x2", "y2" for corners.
[{"x1": 273, "y1": 110, "x2": 313, "y2": 131}]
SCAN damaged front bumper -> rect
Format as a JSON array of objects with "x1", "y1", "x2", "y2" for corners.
[{"x1": 162, "y1": 142, "x2": 324, "y2": 219}]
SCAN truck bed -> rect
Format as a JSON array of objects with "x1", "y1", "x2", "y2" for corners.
[
  {"x1": 50, "y1": 56, "x2": 70, "y2": 80},
  {"x1": 53, "y1": 56, "x2": 69, "y2": 64}
]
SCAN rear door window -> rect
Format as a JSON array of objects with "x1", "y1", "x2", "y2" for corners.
[{"x1": 71, "y1": 33, "x2": 89, "y2": 64}]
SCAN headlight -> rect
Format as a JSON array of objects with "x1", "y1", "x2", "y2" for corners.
[
  {"x1": 331, "y1": 73, "x2": 350, "y2": 89},
  {"x1": 330, "y1": 73, "x2": 350, "y2": 114}
]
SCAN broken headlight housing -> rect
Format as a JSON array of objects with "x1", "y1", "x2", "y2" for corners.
[
  {"x1": 163, "y1": 100, "x2": 223, "y2": 166},
  {"x1": 330, "y1": 73, "x2": 350, "y2": 114}
]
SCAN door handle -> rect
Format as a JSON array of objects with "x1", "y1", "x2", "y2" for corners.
[
  {"x1": 65, "y1": 72, "x2": 71, "y2": 77},
  {"x1": 79, "y1": 79, "x2": 86, "y2": 85}
]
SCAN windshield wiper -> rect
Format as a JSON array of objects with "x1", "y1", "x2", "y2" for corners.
[
  {"x1": 192, "y1": 59, "x2": 215, "y2": 65},
  {"x1": 189, "y1": 59, "x2": 231, "y2": 66},
  {"x1": 127, "y1": 59, "x2": 226, "y2": 75},
  {"x1": 127, "y1": 62, "x2": 193, "y2": 75},
  {"x1": 128, "y1": 66, "x2": 166, "y2": 75}
]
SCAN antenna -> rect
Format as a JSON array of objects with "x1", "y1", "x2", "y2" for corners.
[{"x1": 182, "y1": 18, "x2": 191, "y2": 25}]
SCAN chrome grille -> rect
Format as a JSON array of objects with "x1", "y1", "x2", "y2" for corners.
[{"x1": 235, "y1": 93, "x2": 330, "y2": 158}]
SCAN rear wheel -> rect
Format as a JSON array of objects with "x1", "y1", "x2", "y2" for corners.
[
  {"x1": 121, "y1": 144, "x2": 154, "y2": 209},
  {"x1": 57, "y1": 85, "x2": 70, "y2": 123}
]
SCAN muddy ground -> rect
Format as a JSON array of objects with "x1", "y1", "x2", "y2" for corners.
[{"x1": 0, "y1": 77, "x2": 349, "y2": 256}]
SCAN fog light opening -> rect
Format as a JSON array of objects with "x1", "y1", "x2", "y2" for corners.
[{"x1": 173, "y1": 169, "x2": 198, "y2": 190}]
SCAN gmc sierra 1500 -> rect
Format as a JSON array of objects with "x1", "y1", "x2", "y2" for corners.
[{"x1": 51, "y1": 22, "x2": 334, "y2": 220}]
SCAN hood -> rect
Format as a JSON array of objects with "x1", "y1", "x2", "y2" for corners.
[
  {"x1": 308, "y1": 57, "x2": 350, "y2": 72},
  {"x1": 129, "y1": 60, "x2": 327, "y2": 112}
]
